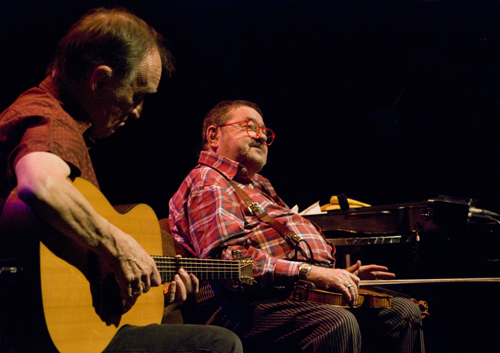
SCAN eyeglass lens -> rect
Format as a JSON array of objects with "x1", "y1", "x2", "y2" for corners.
[{"x1": 246, "y1": 121, "x2": 274, "y2": 145}]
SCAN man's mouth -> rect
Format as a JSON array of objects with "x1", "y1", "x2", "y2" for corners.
[
  {"x1": 249, "y1": 141, "x2": 263, "y2": 149},
  {"x1": 116, "y1": 117, "x2": 128, "y2": 128}
]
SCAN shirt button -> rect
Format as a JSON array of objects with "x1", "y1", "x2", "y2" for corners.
[{"x1": 241, "y1": 167, "x2": 247, "y2": 173}]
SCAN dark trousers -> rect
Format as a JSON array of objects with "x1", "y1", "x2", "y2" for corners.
[
  {"x1": 103, "y1": 324, "x2": 243, "y2": 353},
  {"x1": 190, "y1": 296, "x2": 424, "y2": 353}
]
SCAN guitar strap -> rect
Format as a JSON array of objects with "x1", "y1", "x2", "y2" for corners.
[
  {"x1": 228, "y1": 180, "x2": 303, "y2": 247},
  {"x1": 207, "y1": 164, "x2": 318, "y2": 263}
]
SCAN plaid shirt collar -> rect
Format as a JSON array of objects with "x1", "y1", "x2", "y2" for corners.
[{"x1": 198, "y1": 151, "x2": 255, "y2": 184}]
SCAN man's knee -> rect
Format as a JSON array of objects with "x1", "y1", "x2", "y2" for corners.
[
  {"x1": 198, "y1": 325, "x2": 243, "y2": 353},
  {"x1": 297, "y1": 303, "x2": 361, "y2": 338},
  {"x1": 310, "y1": 307, "x2": 361, "y2": 352},
  {"x1": 392, "y1": 297, "x2": 424, "y2": 323}
]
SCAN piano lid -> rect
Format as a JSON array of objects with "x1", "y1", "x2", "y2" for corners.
[{"x1": 303, "y1": 196, "x2": 474, "y2": 236}]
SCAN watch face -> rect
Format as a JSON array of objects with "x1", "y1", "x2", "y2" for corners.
[{"x1": 299, "y1": 263, "x2": 312, "y2": 278}]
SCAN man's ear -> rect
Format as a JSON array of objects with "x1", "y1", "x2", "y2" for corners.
[
  {"x1": 89, "y1": 65, "x2": 113, "y2": 99},
  {"x1": 207, "y1": 125, "x2": 219, "y2": 149}
]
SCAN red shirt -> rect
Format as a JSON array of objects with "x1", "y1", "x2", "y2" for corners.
[
  {"x1": 0, "y1": 76, "x2": 97, "y2": 200},
  {"x1": 169, "y1": 151, "x2": 336, "y2": 286}
]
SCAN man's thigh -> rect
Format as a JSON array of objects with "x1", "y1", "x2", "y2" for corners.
[
  {"x1": 104, "y1": 323, "x2": 243, "y2": 353},
  {"x1": 236, "y1": 299, "x2": 362, "y2": 353}
]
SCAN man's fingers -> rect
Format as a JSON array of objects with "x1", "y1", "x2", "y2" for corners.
[
  {"x1": 165, "y1": 269, "x2": 198, "y2": 304},
  {"x1": 177, "y1": 268, "x2": 192, "y2": 293},
  {"x1": 174, "y1": 273, "x2": 187, "y2": 302},
  {"x1": 163, "y1": 282, "x2": 170, "y2": 295},
  {"x1": 130, "y1": 278, "x2": 144, "y2": 297},
  {"x1": 340, "y1": 285, "x2": 356, "y2": 307},
  {"x1": 167, "y1": 280, "x2": 176, "y2": 303},
  {"x1": 141, "y1": 274, "x2": 151, "y2": 293},
  {"x1": 119, "y1": 274, "x2": 141, "y2": 298},
  {"x1": 147, "y1": 256, "x2": 162, "y2": 286},
  {"x1": 371, "y1": 271, "x2": 396, "y2": 279},
  {"x1": 119, "y1": 260, "x2": 159, "y2": 298},
  {"x1": 190, "y1": 273, "x2": 200, "y2": 293},
  {"x1": 346, "y1": 260, "x2": 362, "y2": 273},
  {"x1": 348, "y1": 272, "x2": 360, "y2": 287},
  {"x1": 345, "y1": 282, "x2": 358, "y2": 307}
]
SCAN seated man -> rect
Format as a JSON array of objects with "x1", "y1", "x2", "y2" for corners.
[
  {"x1": 169, "y1": 100, "x2": 425, "y2": 353},
  {"x1": 0, "y1": 9, "x2": 242, "y2": 353}
]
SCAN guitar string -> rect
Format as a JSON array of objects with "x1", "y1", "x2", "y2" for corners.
[
  {"x1": 151, "y1": 256, "x2": 239, "y2": 261},
  {"x1": 153, "y1": 263, "x2": 243, "y2": 271},
  {"x1": 152, "y1": 261, "x2": 242, "y2": 267},
  {"x1": 151, "y1": 257, "x2": 242, "y2": 264},
  {"x1": 151, "y1": 257, "x2": 245, "y2": 270}
]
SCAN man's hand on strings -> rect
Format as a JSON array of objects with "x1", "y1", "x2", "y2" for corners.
[{"x1": 164, "y1": 256, "x2": 200, "y2": 304}]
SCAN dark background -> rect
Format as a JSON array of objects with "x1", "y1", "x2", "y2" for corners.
[
  {"x1": 2, "y1": 0, "x2": 500, "y2": 352},
  {"x1": 2, "y1": 0, "x2": 500, "y2": 219}
]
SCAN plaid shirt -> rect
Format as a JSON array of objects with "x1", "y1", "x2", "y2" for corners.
[{"x1": 169, "y1": 151, "x2": 336, "y2": 286}]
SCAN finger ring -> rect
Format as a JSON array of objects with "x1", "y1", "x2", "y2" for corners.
[{"x1": 347, "y1": 284, "x2": 353, "y2": 289}]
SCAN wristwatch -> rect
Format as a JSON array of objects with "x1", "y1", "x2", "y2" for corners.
[{"x1": 298, "y1": 262, "x2": 313, "y2": 280}]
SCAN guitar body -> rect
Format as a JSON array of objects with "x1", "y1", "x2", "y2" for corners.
[
  {"x1": 42, "y1": 177, "x2": 164, "y2": 353},
  {"x1": 0, "y1": 177, "x2": 164, "y2": 353}
]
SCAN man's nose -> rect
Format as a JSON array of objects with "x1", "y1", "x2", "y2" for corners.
[
  {"x1": 130, "y1": 102, "x2": 144, "y2": 119},
  {"x1": 257, "y1": 129, "x2": 268, "y2": 143}
]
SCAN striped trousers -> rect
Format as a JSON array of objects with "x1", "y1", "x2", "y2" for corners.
[{"x1": 189, "y1": 295, "x2": 424, "y2": 353}]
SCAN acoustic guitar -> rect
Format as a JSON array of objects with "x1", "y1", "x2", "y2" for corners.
[{"x1": 0, "y1": 177, "x2": 253, "y2": 353}]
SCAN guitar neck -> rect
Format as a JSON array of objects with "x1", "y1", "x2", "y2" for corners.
[{"x1": 152, "y1": 256, "x2": 243, "y2": 282}]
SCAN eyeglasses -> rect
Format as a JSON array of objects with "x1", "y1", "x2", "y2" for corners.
[{"x1": 218, "y1": 120, "x2": 275, "y2": 146}]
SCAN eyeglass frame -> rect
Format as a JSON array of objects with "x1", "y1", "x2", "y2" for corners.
[{"x1": 217, "y1": 120, "x2": 275, "y2": 146}]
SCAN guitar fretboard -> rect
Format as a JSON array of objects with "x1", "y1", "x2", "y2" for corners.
[{"x1": 152, "y1": 256, "x2": 242, "y2": 282}]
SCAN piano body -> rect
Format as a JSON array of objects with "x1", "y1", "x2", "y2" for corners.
[
  {"x1": 303, "y1": 195, "x2": 500, "y2": 279},
  {"x1": 304, "y1": 197, "x2": 500, "y2": 352}
]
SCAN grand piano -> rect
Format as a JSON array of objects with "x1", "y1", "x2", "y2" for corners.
[
  {"x1": 303, "y1": 196, "x2": 500, "y2": 352},
  {"x1": 303, "y1": 195, "x2": 500, "y2": 279}
]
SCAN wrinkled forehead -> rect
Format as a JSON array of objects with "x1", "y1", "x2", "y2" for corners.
[
  {"x1": 226, "y1": 106, "x2": 265, "y2": 126},
  {"x1": 135, "y1": 47, "x2": 162, "y2": 91}
]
